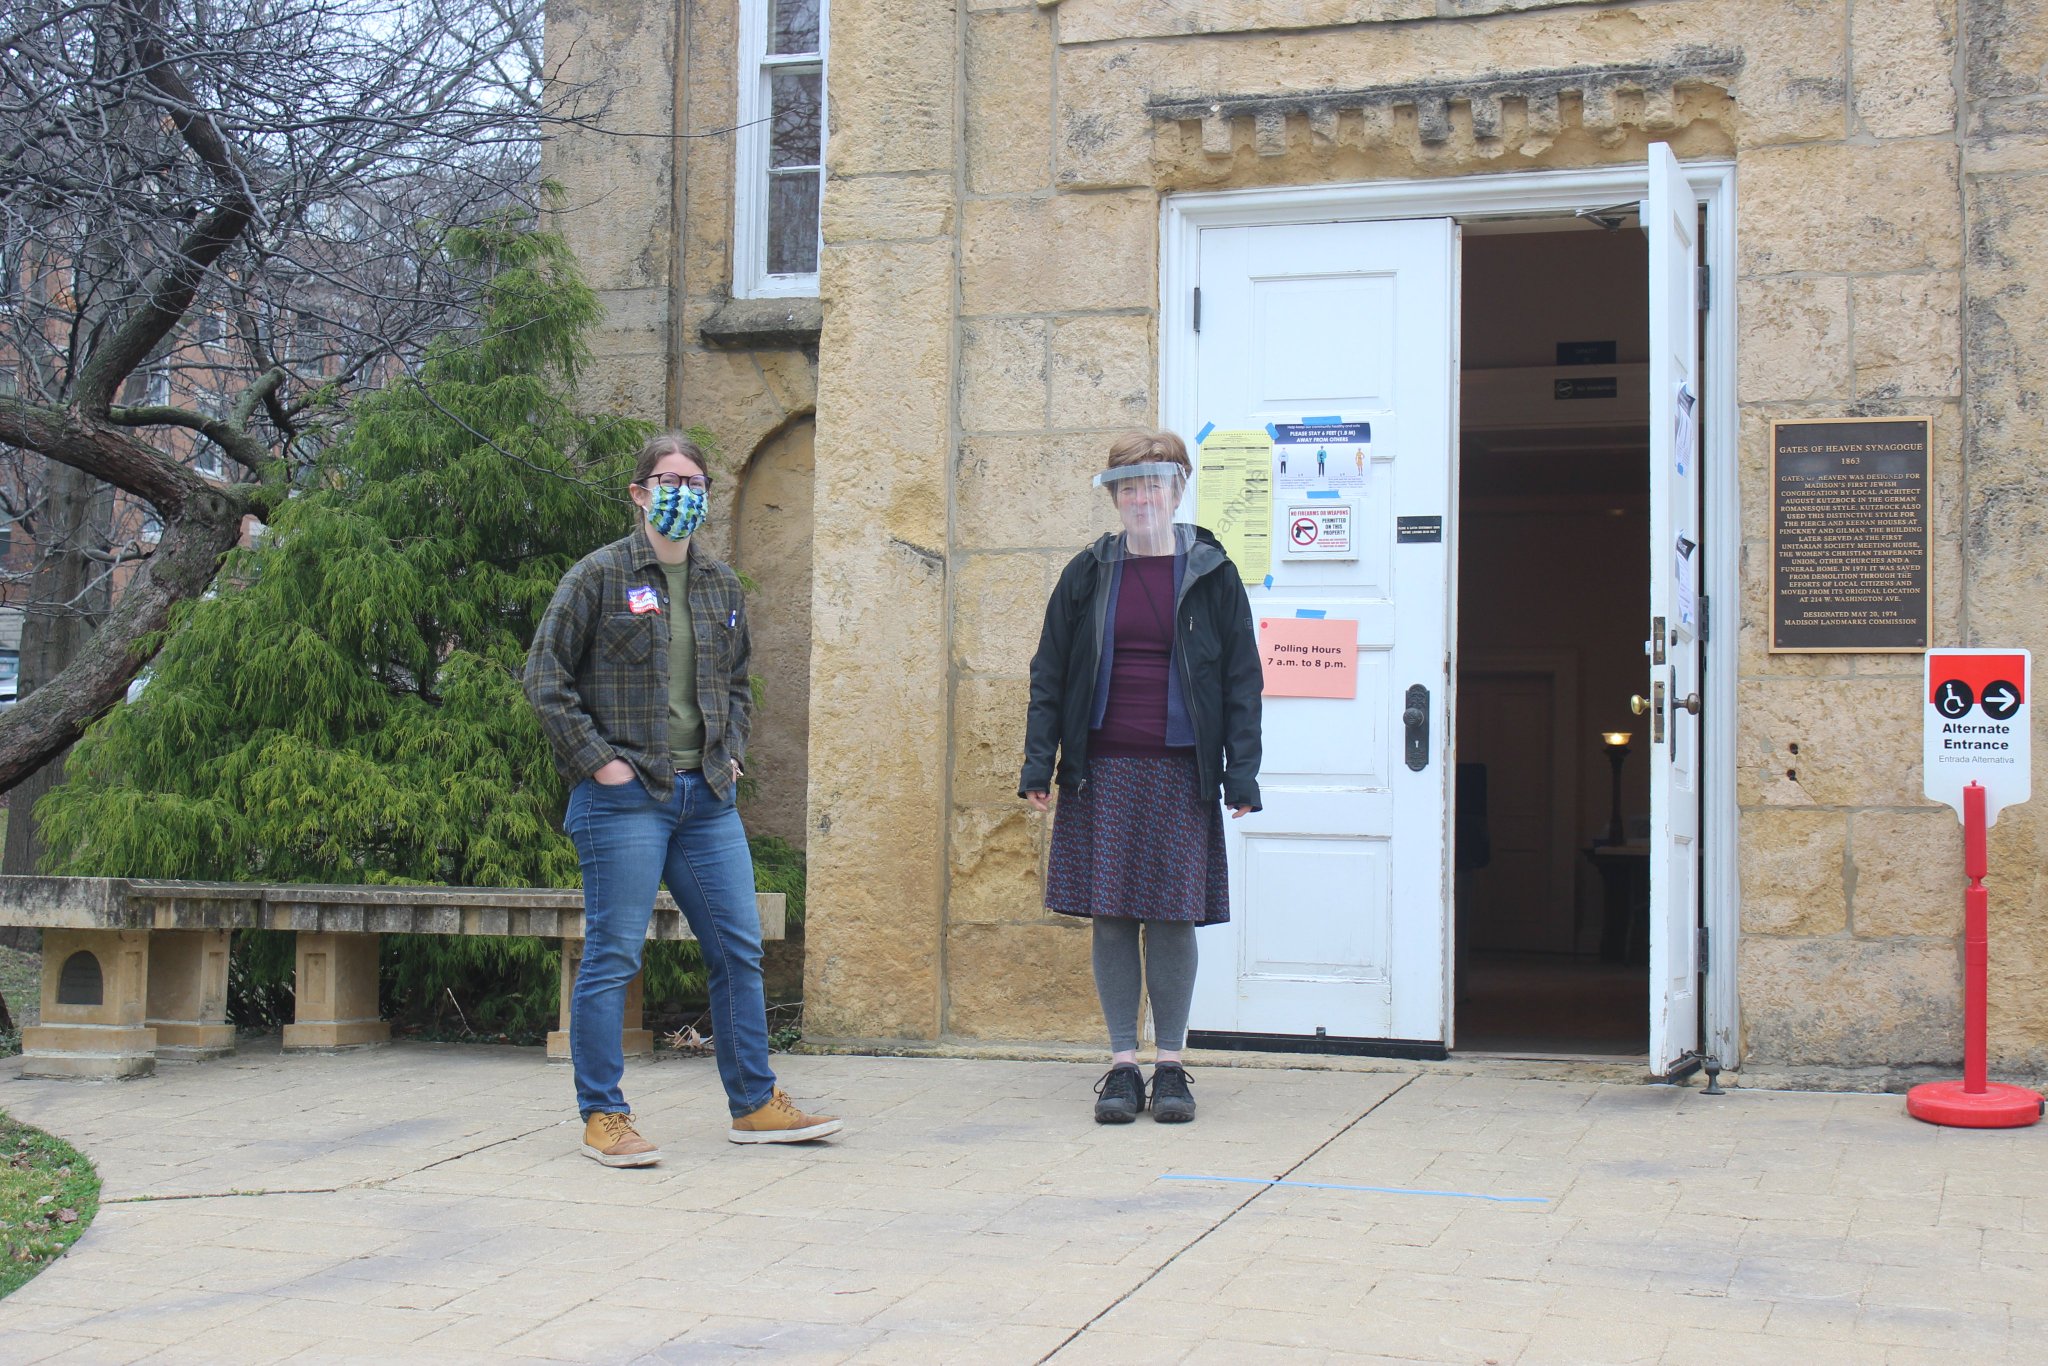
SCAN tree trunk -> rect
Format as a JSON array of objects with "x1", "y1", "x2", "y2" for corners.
[{"x1": 1, "y1": 458, "x2": 114, "y2": 878}]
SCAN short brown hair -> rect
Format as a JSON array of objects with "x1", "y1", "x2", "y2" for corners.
[
  {"x1": 633, "y1": 432, "x2": 710, "y2": 486},
  {"x1": 1105, "y1": 429, "x2": 1190, "y2": 474}
]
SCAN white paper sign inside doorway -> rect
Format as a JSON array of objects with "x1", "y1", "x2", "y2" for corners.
[
  {"x1": 1673, "y1": 382, "x2": 1696, "y2": 477},
  {"x1": 1673, "y1": 534, "x2": 1696, "y2": 629}
]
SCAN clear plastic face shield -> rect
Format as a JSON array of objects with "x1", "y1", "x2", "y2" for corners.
[{"x1": 1093, "y1": 461, "x2": 1194, "y2": 558}]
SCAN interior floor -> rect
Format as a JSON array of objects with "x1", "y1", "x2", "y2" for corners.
[{"x1": 1456, "y1": 952, "x2": 1647, "y2": 1058}]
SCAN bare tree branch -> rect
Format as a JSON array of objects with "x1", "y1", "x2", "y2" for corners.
[
  {"x1": 0, "y1": 0, "x2": 577, "y2": 807},
  {"x1": 106, "y1": 400, "x2": 270, "y2": 475},
  {"x1": 0, "y1": 498, "x2": 244, "y2": 792},
  {"x1": 71, "y1": 199, "x2": 255, "y2": 414},
  {"x1": 0, "y1": 395, "x2": 210, "y2": 516}
]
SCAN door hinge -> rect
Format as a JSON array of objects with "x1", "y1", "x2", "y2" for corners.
[
  {"x1": 1192, "y1": 287, "x2": 1202, "y2": 333},
  {"x1": 1698, "y1": 263, "x2": 1710, "y2": 312},
  {"x1": 1696, "y1": 924, "x2": 1710, "y2": 974},
  {"x1": 1700, "y1": 594, "x2": 1710, "y2": 644}
]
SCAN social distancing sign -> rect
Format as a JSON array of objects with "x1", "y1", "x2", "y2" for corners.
[{"x1": 1925, "y1": 648, "x2": 2030, "y2": 824}]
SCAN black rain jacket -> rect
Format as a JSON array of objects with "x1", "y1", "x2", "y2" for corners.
[{"x1": 1020, "y1": 527, "x2": 1263, "y2": 810}]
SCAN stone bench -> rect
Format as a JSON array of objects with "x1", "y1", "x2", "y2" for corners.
[{"x1": 0, "y1": 875, "x2": 785, "y2": 1080}]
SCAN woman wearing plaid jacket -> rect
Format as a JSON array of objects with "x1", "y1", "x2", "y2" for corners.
[{"x1": 524, "y1": 432, "x2": 841, "y2": 1164}]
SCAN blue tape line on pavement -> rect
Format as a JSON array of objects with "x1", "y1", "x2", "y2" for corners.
[
  {"x1": 1160, "y1": 1174, "x2": 1548, "y2": 1204},
  {"x1": 1196, "y1": 422, "x2": 1215, "y2": 445},
  {"x1": 1294, "y1": 609, "x2": 1326, "y2": 619}
]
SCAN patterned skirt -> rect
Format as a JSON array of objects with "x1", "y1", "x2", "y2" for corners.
[{"x1": 1044, "y1": 754, "x2": 1230, "y2": 925}]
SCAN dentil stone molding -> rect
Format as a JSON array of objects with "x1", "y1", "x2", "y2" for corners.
[{"x1": 1149, "y1": 47, "x2": 1745, "y2": 157}]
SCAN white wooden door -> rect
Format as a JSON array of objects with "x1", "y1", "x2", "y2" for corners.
[
  {"x1": 1645, "y1": 143, "x2": 1705, "y2": 1074},
  {"x1": 1185, "y1": 218, "x2": 1457, "y2": 1043}
]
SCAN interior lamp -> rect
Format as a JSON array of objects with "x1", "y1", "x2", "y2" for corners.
[{"x1": 1601, "y1": 732, "x2": 1632, "y2": 844}]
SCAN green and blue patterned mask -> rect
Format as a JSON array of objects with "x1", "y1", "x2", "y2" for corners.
[{"x1": 646, "y1": 483, "x2": 707, "y2": 541}]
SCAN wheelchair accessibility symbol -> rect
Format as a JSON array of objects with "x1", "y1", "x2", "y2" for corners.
[{"x1": 1934, "y1": 679, "x2": 1974, "y2": 718}]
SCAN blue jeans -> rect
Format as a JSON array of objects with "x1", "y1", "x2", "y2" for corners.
[{"x1": 565, "y1": 770, "x2": 776, "y2": 1118}]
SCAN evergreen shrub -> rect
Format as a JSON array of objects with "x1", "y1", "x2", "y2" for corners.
[{"x1": 40, "y1": 221, "x2": 796, "y2": 1038}]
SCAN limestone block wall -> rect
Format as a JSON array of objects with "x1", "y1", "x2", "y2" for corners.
[
  {"x1": 1729, "y1": 0, "x2": 2048, "y2": 1083},
  {"x1": 541, "y1": 0, "x2": 2045, "y2": 1070},
  {"x1": 541, "y1": 0, "x2": 818, "y2": 554},
  {"x1": 799, "y1": 0, "x2": 956, "y2": 1039},
  {"x1": 668, "y1": 0, "x2": 821, "y2": 512},
  {"x1": 1955, "y1": 0, "x2": 2048, "y2": 1080},
  {"x1": 541, "y1": 0, "x2": 682, "y2": 426},
  {"x1": 921, "y1": 0, "x2": 2039, "y2": 1067},
  {"x1": 935, "y1": 0, "x2": 1761, "y2": 1046},
  {"x1": 544, "y1": 0, "x2": 820, "y2": 844}
]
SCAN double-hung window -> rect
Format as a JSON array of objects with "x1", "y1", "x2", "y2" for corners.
[{"x1": 735, "y1": 0, "x2": 826, "y2": 298}]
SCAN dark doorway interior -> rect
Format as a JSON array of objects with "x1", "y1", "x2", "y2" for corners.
[{"x1": 1453, "y1": 221, "x2": 1650, "y2": 1059}]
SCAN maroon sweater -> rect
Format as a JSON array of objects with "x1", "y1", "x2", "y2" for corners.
[{"x1": 1090, "y1": 556, "x2": 1186, "y2": 757}]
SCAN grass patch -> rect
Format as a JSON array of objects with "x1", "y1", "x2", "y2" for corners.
[{"x1": 0, "y1": 1113, "x2": 100, "y2": 1298}]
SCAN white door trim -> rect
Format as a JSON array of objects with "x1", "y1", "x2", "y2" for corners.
[{"x1": 1160, "y1": 160, "x2": 1740, "y2": 1066}]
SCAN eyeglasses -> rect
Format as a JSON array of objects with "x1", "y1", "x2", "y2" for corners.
[{"x1": 640, "y1": 473, "x2": 709, "y2": 491}]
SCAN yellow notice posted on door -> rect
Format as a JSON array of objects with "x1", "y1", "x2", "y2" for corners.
[{"x1": 1196, "y1": 427, "x2": 1274, "y2": 585}]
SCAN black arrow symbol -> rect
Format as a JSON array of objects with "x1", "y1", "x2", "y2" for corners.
[{"x1": 1981, "y1": 681, "x2": 2021, "y2": 720}]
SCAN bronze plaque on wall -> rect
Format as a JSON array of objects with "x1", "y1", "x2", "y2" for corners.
[{"x1": 1771, "y1": 417, "x2": 1931, "y2": 653}]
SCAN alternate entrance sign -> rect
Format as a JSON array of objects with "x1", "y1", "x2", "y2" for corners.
[
  {"x1": 1910, "y1": 648, "x2": 2041, "y2": 1129},
  {"x1": 1923, "y1": 649, "x2": 2030, "y2": 823}
]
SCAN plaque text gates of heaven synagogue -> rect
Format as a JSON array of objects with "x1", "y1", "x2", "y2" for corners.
[{"x1": 1771, "y1": 417, "x2": 1932, "y2": 653}]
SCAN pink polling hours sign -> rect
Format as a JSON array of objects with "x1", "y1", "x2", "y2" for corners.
[{"x1": 1257, "y1": 617, "x2": 1357, "y2": 699}]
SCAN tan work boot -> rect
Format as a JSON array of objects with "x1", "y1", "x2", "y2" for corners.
[
  {"x1": 728, "y1": 1087, "x2": 843, "y2": 1144},
  {"x1": 581, "y1": 1111, "x2": 661, "y2": 1167}
]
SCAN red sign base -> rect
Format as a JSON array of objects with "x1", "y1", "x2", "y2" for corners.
[{"x1": 1906, "y1": 1080, "x2": 2044, "y2": 1129}]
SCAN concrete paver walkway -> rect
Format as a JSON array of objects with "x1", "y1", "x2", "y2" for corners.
[{"x1": 0, "y1": 1044, "x2": 2041, "y2": 1363}]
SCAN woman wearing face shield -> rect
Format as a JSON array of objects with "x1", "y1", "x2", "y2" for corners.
[
  {"x1": 1020, "y1": 430, "x2": 1263, "y2": 1124},
  {"x1": 524, "y1": 432, "x2": 841, "y2": 1164}
]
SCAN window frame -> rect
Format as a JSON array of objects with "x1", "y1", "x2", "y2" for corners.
[{"x1": 733, "y1": 0, "x2": 827, "y2": 300}]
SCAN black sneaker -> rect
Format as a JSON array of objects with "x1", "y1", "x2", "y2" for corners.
[
  {"x1": 1149, "y1": 1063, "x2": 1196, "y2": 1123},
  {"x1": 1093, "y1": 1064, "x2": 1145, "y2": 1123}
]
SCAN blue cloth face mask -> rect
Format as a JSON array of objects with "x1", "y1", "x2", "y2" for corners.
[{"x1": 646, "y1": 483, "x2": 707, "y2": 541}]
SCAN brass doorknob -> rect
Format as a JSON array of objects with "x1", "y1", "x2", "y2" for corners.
[
  {"x1": 1630, "y1": 694, "x2": 1651, "y2": 716},
  {"x1": 1678, "y1": 693, "x2": 1701, "y2": 715}
]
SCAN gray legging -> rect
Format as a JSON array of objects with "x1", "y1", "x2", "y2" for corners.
[{"x1": 1091, "y1": 916, "x2": 1199, "y2": 1053}]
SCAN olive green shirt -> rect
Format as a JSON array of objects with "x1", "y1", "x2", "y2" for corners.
[{"x1": 661, "y1": 561, "x2": 705, "y2": 768}]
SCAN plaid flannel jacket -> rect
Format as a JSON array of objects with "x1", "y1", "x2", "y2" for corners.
[{"x1": 523, "y1": 528, "x2": 751, "y2": 801}]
